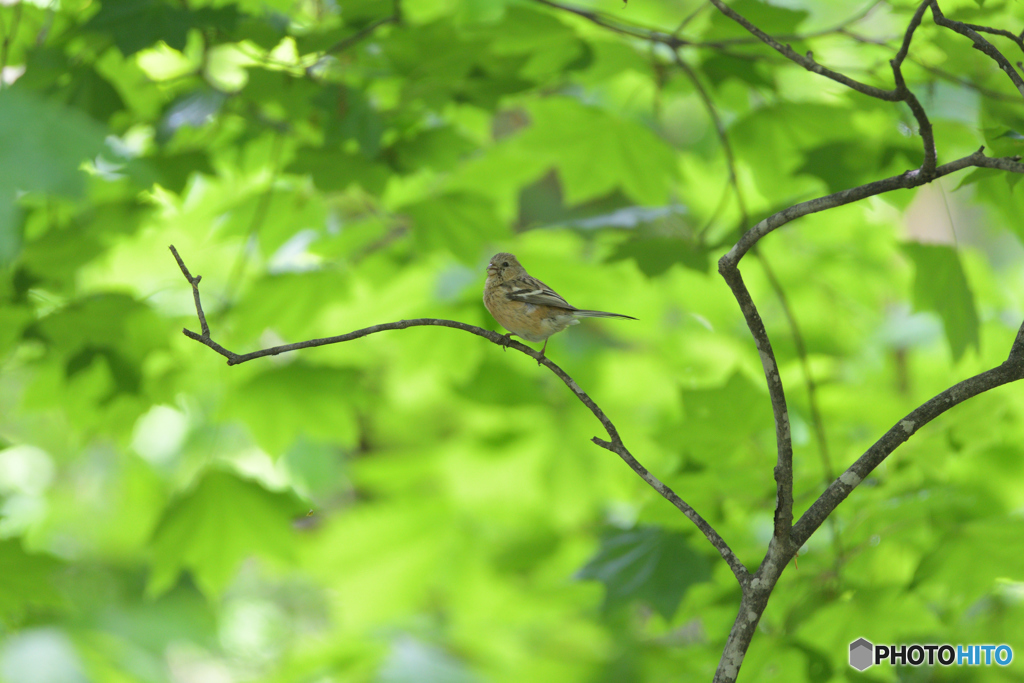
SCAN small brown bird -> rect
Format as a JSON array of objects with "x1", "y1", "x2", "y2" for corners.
[{"x1": 483, "y1": 252, "x2": 636, "y2": 359}]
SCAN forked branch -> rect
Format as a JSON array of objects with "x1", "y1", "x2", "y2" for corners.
[{"x1": 707, "y1": 1, "x2": 1024, "y2": 680}]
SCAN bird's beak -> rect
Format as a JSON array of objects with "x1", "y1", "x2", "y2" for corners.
[{"x1": 486, "y1": 261, "x2": 498, "y2": 275}]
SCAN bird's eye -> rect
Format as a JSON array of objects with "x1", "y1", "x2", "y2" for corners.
[{"x1": 502, "y1": 261, "x2": 509, "y2": 267}]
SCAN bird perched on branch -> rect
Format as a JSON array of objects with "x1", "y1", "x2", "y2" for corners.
[{"x1": 483, "y1": 252, "x2": 636, "y2": 360}]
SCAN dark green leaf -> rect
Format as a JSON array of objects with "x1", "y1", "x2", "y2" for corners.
[
  {"x1": 706, "y1": 0, "x2": 809, "y2": 39},
  {"x1": 401, "y1": 192, "x2": 508, "y2": 263},
  {"x1": 221, "y1": 364, "x2": 365, "y2": 454},
  {"x1": 290, "y1": 148, "x2": 390, "y2": 195},
  {"x1": 903, "y1": 243, "x2": 979, "y2": 361},
  {"x1": 576, "y1": 526, "x2": 712, "y2": 620},
  {"x1": 315, "y1": 86, "x2": 386, "y2": 158},
  {"x1": 0, "y1": 539, "x2": 66, "y2": 624},
  {"x1": 796, "y1": 141, "x2": 873, "y2": 194},
  {"x1": 607, "y1": 235, "x2": 709, "y2": 276},
  {"x1": 701, "y1": 53, "x2": 774, "y2": 91},
  {"x1": 84, "y1": 0, "x2": 193, "y2": 56}
]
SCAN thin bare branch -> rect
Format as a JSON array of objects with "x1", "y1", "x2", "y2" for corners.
[
  {"x1": 929, "y1": 1, "x2": 1024, "y2": 98},
  {"x1": 168, "y1": 245, "x2": 751, "y2": 588},
  {"x1": 706, "y1": 0, "x2": 900, "y2": 100},
  {"x1": 960, "y1": 23, "x2": 1024, "y2": 55},
  {"x1": 532, "y1": 0, "x2": 686, "y2": 48},
  {"x1": 672, "y1": 52, "x2": 747, "y2": 221},
  {"x1": 169, "y1": 245, "x2": 210, "y2": 338},
  {"x1": 890, "y1": 1, "x2": 937, "y2": 173},
  {"x1": 891, "y1": 60, "x2": 937, "y2": 175},
  {"x1": 893, "y1": 0, "x2": 931, "y2": 68},
  {"x1": 326, "y1": 1, "x2": 402, "y2": 55}
]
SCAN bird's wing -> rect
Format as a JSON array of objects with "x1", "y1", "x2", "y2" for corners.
[{"x1": 503, "y1": 276, "x2": 576, "y2": 310}]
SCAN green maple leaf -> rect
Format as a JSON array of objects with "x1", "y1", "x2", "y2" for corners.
[
  {"x1": 576, "y1": 526, "x2": 712, "y2": 620},
  {"x1": 148, "y1": 469, "x2": 306, "y2": 598}
]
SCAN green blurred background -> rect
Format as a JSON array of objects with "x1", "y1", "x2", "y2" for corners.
[{"x1": 2, "y1": 0, "x2": 1024, "y2": 681}]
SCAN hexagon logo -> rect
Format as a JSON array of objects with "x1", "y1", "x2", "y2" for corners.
[{"x1": 850, "y1": 638, "x2": 873, "y2": 671}]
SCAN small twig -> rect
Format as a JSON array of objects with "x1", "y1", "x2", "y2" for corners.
[
  {"x1": 693, "y1": 1, "x2": 885, "y2": 50},
  {"x1": 673, "y1": 52, "x2": 747, "y2": 221},
  {"x1": 326, "y1": 3, "x2": 401, "y2": 55},
  {"x1": 169, "y1": 245, "x2": 210, "y2": 337},
  {"x1": 893, "y1": 0, "x2": 931, "y2": 68},
  {"x1": 890, "y1": 1, "x2": 937, "y2": 174},
  {"x1": 891, "y1": 61, "x2": 937, "y2": 175},
  {"x1": 168, "y1": 245, "x2": 751, "y2": 588}
]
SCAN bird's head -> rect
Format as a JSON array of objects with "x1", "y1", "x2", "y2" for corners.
[{"x1": 486, "y1": 252, "x2": 522, "y2": 281}]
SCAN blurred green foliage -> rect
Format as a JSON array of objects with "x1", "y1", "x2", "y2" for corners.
[{"x1": 1, "y1": 0, "x2": 1024, "y2": 681}]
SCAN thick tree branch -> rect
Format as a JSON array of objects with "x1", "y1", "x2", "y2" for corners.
[
  {"x1": 706, "y1": 6, "x2": 1024, "y2": 678},
  {"x1": 793, "y1": 355, "x2": 1024, "y2": 548},
  {"x1": 755, "y1": 250, "x2": 846, "y2": 570},
  {"x1": 721, "y1": 149, "x2": 1024, "y2": 267},
  {"x1": 168, "y1": 245, "x2": 751, "y2": 588},
  {"x1": 718, "y1": 263, "x2": 794, "y2": 545},
  {"x1": 716, "y1": 148, "x2": 1023, "y2": 556}
]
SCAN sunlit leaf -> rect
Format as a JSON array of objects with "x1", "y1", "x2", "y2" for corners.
[
  {"x1": 221, "y1": 364, "x2": 364, "y2": 455},
  {"x1": 903, "y1": 243, "x2": 979, "y2": 362},
  {"x1": 148, "y1": 469, "x2": 306, "y2": 597}
]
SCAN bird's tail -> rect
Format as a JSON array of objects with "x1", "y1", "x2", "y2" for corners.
[{"x1": 573, "y1": 310, "x2": 637, "y2": 320}]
